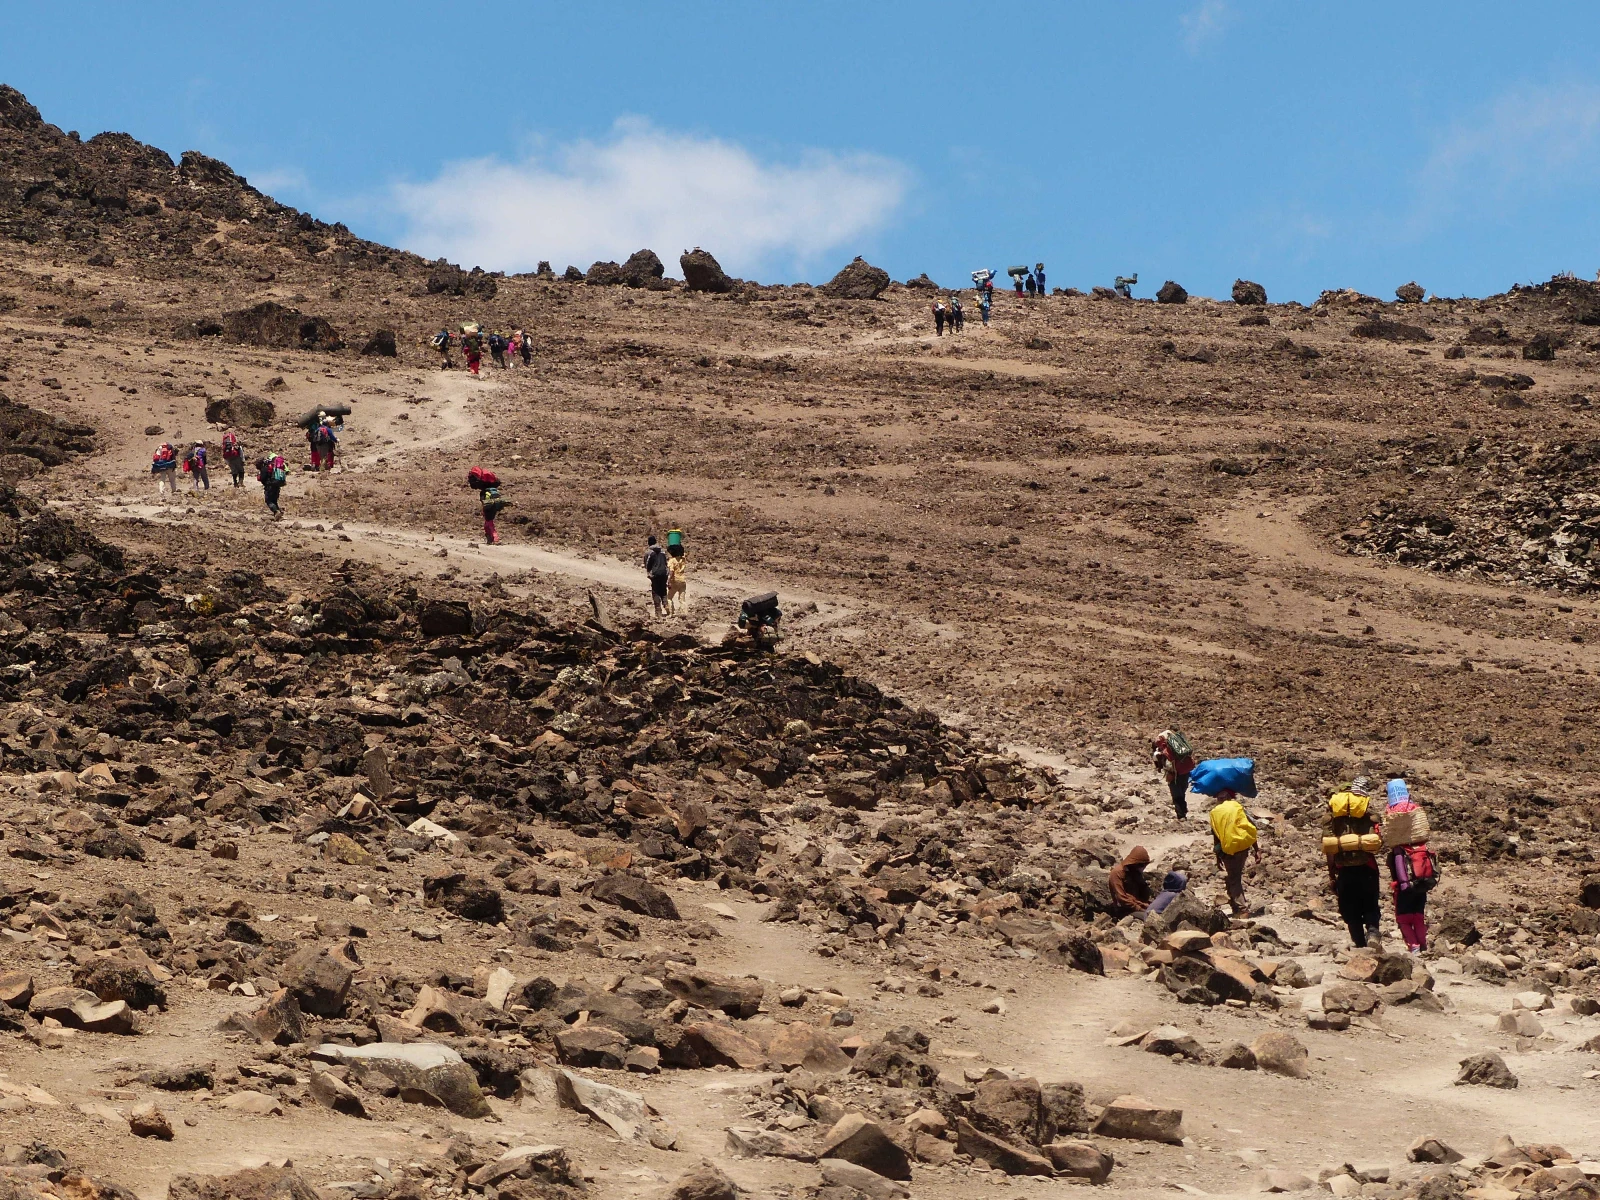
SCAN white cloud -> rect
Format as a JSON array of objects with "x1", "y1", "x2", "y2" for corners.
[
  {"x1": 1419, "y1": 81, "x2": 1600, "y2": 198},
  {"x1": 1180, "y1": 0, "x2": 1232, "y2": 53},
  {"x1": 389, "y1": 119, "x2": 909, "y2": 279},
  {"x1": 242, "y1": 166, "x2": 310, "y2": 196}
]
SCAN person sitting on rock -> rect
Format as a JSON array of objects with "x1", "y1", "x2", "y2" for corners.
[
  {"x1": 1109, "y1": 846, "x2": 1153, "y2": 916},
  {"x1": 1144, "y1": 870, "x2": 1188, "y2": 920}
]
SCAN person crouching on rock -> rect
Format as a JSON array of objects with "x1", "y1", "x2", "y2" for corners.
[{"x1": 1108, "y1": 846, "x2": 1152, "y2": 917}]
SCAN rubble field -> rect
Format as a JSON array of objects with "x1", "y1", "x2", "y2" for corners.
[{"x1": 0, "y1": 83, "x2": 1599, "y2": 1200}]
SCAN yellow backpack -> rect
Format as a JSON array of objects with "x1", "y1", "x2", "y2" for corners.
[
  {"x1": 1209, "y1": 799, "x2": 1258, "y2": 855},
  {"x1": 1322, "y1": 792, "x2": 1383, "y2": 856}
]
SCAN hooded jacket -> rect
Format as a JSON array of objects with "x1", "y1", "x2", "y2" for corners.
[{"x1": 1109, "y1": 846, "x2": 1152, "y2": 911}]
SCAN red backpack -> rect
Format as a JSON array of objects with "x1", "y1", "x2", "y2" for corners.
[
  {"x1": 467, "y1": 466, "x2": 499, "y2": 489},
  {"x1": 222, "y1": 433, "x2": 241, "y2": 458},
  {"x1": 1392, "y1": 845, "x2": 1438, "y2": 891}
]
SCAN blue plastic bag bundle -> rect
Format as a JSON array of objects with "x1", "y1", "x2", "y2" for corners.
[{"x1": 1188, "y1": 757, "x2": 1257, "y2": 798}]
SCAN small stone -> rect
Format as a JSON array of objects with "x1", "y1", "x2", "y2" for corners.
[
  {"x1": 1045, "y1": 1140, "x2": 1115, "y2": 1183},
  {"x1": 665, "y1": 1160, "x2": 742, "y2": 1200},
  {"x1": 308, "y1": 1070, "x2": 368, "y2": 1118},
  {"x1": 818, "y1": 1159, "x2": 911, "y2": 1200},
  {"x1": 1218, "y1": 1043, "x2": 1258, "y2": 1070},
  {"x1": 1497, "y1": 1010, "x2": 1544, "y2": 1038},
  {"x1": 129, "y1": 1101, "x2": 174, "y2": 1140},
  {"x1": 218, "y1": 1090, "x2": 283, "y2": 1115},
  {"x1": 324, "y1": 832, "x2": 373, "y2": 866}
]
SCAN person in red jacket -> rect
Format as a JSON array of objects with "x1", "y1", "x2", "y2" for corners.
[{"x1": 1152, "y1": 729, "x2": 1196, "y2": 819}]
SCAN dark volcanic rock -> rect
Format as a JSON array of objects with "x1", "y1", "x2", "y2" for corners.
[
  {"x1": 360, "y1": 329, "x2": 398, "y2": 357},
  {"x1": 591, "y1": 873, "x2": 681, "y2": 920},
  {"x1": 820, "y1": 257, "x2": 891, "y2": 300},
  {"x1": 222, "y1": 302, "x2": 344, "y2": 352},
  {"x1": 1156, "y1": 280, "x2": 1188, "y2": 304},
  {"x1": 1351, "y1": 317, "x2": 1434, "y2": 343},
  {"x1": 426, "y1": 261, "x2": 498, "y2": 298},
  {"x1": 680, "y1": 248, "x2": 735, "y2": 293},
  {"x1": 1396, "y1": 281, "x2": 1426, "y2": 303},
  {"x1": 203, "y1": 394, "x2": 276, "y2": 428},
  {"x1": 618, "y1": 248, "x2": 667, "y2": 288},
  {"x1": 1456, "y1": 1052, "x2": 1517, "y2": 1089},
  {"x1": 1232, "y1": 279, "x2": 1268, "y2": 305},
  {"x1": 1523, "y1": 331, "x2": 1559, "y2": 361},
  {"x1": 586, "y1": 261, "x2": 624, "y2": 286}
]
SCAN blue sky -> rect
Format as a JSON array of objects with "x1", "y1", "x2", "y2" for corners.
[{"x1": 8, "y1": 2, "x2": 1600, "y2": 300}]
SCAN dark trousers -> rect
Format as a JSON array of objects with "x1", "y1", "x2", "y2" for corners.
[
  {"x1": 1168, "y1": 773, "x2": 1189, "y2": 818},
  {"x1": 228, "y1": 458, "x2": 245, "y2": 486},
  {"x1": 1335, "y1": 864, "x2": 1382, "y2": 946},
  {"x1": 263, "y1": 483, "x2": 282, "y2": 514}
]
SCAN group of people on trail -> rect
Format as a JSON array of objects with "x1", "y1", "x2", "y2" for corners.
[
  {"x1": 932, "y1": 296, "x2": 966, "y2": 336},
  {"x1": 432, "y1": 325, "x2": 532, "y2": 376},
  {"x1": 152, "y1": 411, "x2": 335, "y2": 520},
  {"x1": 151, "y1": 440, "x2": 217, "y2": 495},
  {"x1": 1014, "y1": 264, "x2": 1046, "y2": 296},
  {"x1": 1112, "y1": 729, "x2": 1439, "y2": 953}
]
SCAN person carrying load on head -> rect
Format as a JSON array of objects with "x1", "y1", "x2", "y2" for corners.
[
  {"x1": 1383, "y1": 778, "x2": 1437, "y2": 952},
  {"x1": 1322, "y1": 777, "x2": 1385, "y2": 950},
  {"x1": 666, "y1": 527, "x2": 685, "y2": 559},
  {"x1": 461, "y1": 324, "x2": 484, "y2": 376},
  {"x1": 309, "y1": 414, "x2": 338, "y2": 473},
  {"x1": 1152, "y1": 728, "x2": 1196, "y2": 819},
  {"x1": 1192, "y1": 757, "x2": 1259, "y2": 917}
]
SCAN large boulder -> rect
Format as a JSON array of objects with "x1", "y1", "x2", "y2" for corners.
[
  {"x1": 968, "y1": 1076, "x2": 1044, "y2": 1145},
  {"x1": 426, "y1": 260, "x2": 498, "y2": 298},
  {"x1": 820, "y1": 256, "x2": 891, "y2": 300},
  {"x1": 168, "y1": 1166, "x2": 322, "y2": 1200},
  {"x1": 666, "y1": 1161, "x2": 741, "y2": 1200},
  {"x1": 1456, "y1": 1052, "x2": 1517, "y2": 1089},
  {"x1": 591, "y1": 873, "x2": 680, "y2": 921},
  {"x1": 1581, "y1": 875, "x2": 1600, "y2": 909},
  {"x1": 360, "y1": 329, "x2": 397, "y2": 357},
  {"x1": 279, "y1": 947, "x2": 352, "y2": 1016},
  {"x1": 680, "y1": 248, "x2": 735, "y2": 293},
  {"x1": 586, "y1": 260, "x2": 623, "y2": 286},
  {"x1": 222, "y1": 302, "x2": 343, "y2": 352},
  {"x1": 618, "y1": 248, "x2": 667, "y2": 288},
  {"x1": 1250, "y1": 1032, "x2": 1310, "y2": 1079},
  {"x1": 1395, "y1": 281, "x2": 1426, "y2": 303},
  {"x1": 1232, "y1": 279, "x2": 1268, "y2": 305},
  {"x1": 312, "y1": 1041, "x2": 492, "y2": 1116},
  {"x1": 663, "y1": 964, "x2": 760, "y2": 1016},
  {"x1": 1045, "y1": 1141, "x2": 1115, "y2": 1184},
  {"x1": 1143, "y1": 892, "x2": 1228, "y2": 940},
  {"x1": 1156, "y1": 280, "x2": 1188, "y2": 304},
  {"x1": 203, "y1": 394, "x2": 276, "y2": 428},
  {"x1": 955, "y1": 1118, "x2": 1054, "y2": 1176},
  {"x1": 72, "y1": 957, "x2": 166, "y2": 1011},
  {"x1": 1090, "y1": 1095, "x2": 1184, "y2": 1144},
  {"x1": 819, "y1": 1114, "x2": 913, "y2": 1180}
]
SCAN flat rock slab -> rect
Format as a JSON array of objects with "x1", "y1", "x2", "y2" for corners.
[
  {"x1": 312, "y1": 1041, "x2": 490, "y2": 1116},
  {"x1": 1090, "y1": 1094, "x2": 1185, "y2": 1144}
]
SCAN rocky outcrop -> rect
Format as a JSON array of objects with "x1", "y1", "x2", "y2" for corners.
[
  {"x1": 221, "y1": 302, "x2": 343, "y2": 352},
  {"x1": 1232, "y1": 279, "x2": 1267, "y2": 305},
  {"x1": 680, "y1": 248, "x2": 735, "y2": 293},
  {"x1": 820, "y1": 257, "x2": 891, "y2": 300}
]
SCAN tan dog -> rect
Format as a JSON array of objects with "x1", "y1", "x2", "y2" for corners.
[{"x1": 666, "y1": 555, "x2": 688, "y2": 614}]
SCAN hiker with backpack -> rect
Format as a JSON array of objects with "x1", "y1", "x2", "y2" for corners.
[
  {"x1": 221, "y1": 430, "x2": 245, "y2": 487},
  {"x1": 186, "y1": 441, "x2": 210, "y2": 490},
  {"x1": 1383, "y1": 779, "x2": 1435, "y2": 951},
  {"x1": 468, "y1": 467, "x2": 508, "y2": 545},
  {"x1": 933, "y1": 300, "x2": 946, "y2": 336},
  {"x1": 488, "y1": 332, "x2": 509, "y2": 369},
  {"x1": 1192, "y1": 757, "x2": 1259, "y2": 917},
  {"x1": 309, "y1": 415, "x2": 338, "y2": 473},
  {"x1": 151, "y1": 442, "x2": 179, "y2": 501},
  {"x1": 256, "y1": 452, "x2": 287, "y2": 519},
  {"x1": 1322, "y1": 778, "x2": 1385, "y2": 950},
  {"x1": 431, "y1": 328, "x2": 453, "y2": 368},
  {"x1": 1152, "y1": 728, "x2": 1196, "y2": 819},
  {"x1": 645, "y1": 535, "x2": 670, "y2": 618},
  {"x1": 517, "y1": 328, "x2": 532, "y2": 367},
  {"x1": 979, "y1": 290, "x2": 992, "y2": 327},
  {"x1": 461, "y1": 325, "x2": 484, "y2": 376}
]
